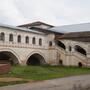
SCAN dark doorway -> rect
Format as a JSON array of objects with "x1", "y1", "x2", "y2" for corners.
[
  {"x1": 27, "y1": 53, "x2": 46, "y2": 66},
  {"x1": 78, "y1": 62, "x2": 82, "y2": 67},
  {"x1": 0, "y1": 51, "x2": 19, "y2": 65},
  {"x1": 59, "y1": 60, "x2": 63, "y2": 66},
  {"x1": 27, "y1": 56, "x2": 40, "y2": 65}
]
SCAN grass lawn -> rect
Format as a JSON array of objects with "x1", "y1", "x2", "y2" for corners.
[{"x1": 0, "y1": 66, "x2": 90, "y2": 86}]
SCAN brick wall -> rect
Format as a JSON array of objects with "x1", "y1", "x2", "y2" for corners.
[{"x1": 0, "y1": 64, "x2": 11, "y2": 74}]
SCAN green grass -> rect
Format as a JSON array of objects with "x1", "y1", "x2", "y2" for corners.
[
  {"x1": 0, "y1": 66, "x2": 90, "y2": 86},
  {"x1": 1, "y1": 66, "x2": 90, "y2": 80}
]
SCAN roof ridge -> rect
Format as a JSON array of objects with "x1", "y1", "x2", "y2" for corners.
[{"x1": 18, "y1": 21, "x2": 54, "y2": 27}]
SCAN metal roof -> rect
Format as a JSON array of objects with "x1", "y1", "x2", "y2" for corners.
[
  {"x1": 0, "y1": 23, "x2": 44, "y2": 35},
  {"x1": 18, "y1": 21, "x2": 54, "y2": 27},
  {"x1": 50, "y1": 23, "x2": 90, "y2": 33}
]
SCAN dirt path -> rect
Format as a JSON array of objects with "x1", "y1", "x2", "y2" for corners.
[
  {"x1": 0, "y1": 77, "x2": 23, "y2": 82},
  {"x1": 0, "y1": 74, "x2": 90, "y2": 90}
]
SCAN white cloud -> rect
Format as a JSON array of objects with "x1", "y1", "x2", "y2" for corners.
[
  {"x1": 0, "y1": 0, "x2": 27, "y2": 25},
  {"x1": 0, "y1": 0, "x2": 90, "y2": 26}
]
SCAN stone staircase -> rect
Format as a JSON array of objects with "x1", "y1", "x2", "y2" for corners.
[{"x1": 55, "y1": 45, "x2": 90, "y2": 67}]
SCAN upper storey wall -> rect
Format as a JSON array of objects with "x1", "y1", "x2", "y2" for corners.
[{"x1": 0, "y1": 27, "x2": 49, "y2": 49}]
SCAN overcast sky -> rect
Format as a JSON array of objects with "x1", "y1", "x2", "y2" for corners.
[{"x1": 0, "y1": 0, "x2": 90, "y2": 26}]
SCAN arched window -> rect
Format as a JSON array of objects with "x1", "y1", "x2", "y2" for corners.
[
  {"x1": 0, "y1": 32, "x2": 5, "y2": 41},
  {"x1": 49, "y1": 41, "x2": 52, "y2": 46},
  {"x1": 17, "y1": 35, "x2": 21, "y2": 43},
  {"x1": 26, "y1": 36, "x2": 29, "y2": 44},
  {"x1": 9, "y1": 34, "x2": 13, "y2": 42},
  {"x1": 32, "y1": 37, "x2": 36, "y2": 44},
  {"x1": 39, "y1": 38, "x2": 42, "y2": 46},
  {"x1": 75, "y1": 45, "x2": 86, "y2": 56},
  {"x1": 69, "y1": 46, "x2": 72, "y2": 52},
  {"x1": 55, "y1": 40, "x2": 66, "y2": 50}
]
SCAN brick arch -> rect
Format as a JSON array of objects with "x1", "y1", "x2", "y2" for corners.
[
  {"x1": 26, "y1": 51, "x2": 46, "y2": 65},
  {"x1": 0, "y1": 48, "x2": 21, "y2": 64}
]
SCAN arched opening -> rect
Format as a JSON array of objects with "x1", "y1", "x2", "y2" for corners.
[
  {"x1": 69, "y1": 46, "x2": 72, "y2": 52},
  {"x1": 0, "y1": 32, "x2": 5, "y2": 41},
  {"x1": 55, "y1": 40, "x2": 66, "y2": 50},
  {"x1": 39, "y1": 38, "x2": 42, "y2": 46},
  {"x1": 49, "y1": 41, "x2": 52, "y2": 46},
  {"x1": 59, "y1": 60, "x2": 63, "y2": 66},
  {"x1": 9, "y1": 34, "x2": 13, "y2": 42},
  {"x1": 78, "y1": 62, "x2": 83, "y2": 67},
  {"x1": 27, "y1": 53, "x2": 46, "y2": 66},
  {"x1": 17, "y1": 35, "x2": 21, "y2": 43},
  {"x1": 0, "y1": 51, "x2": 19, "y2": 65},
  {"x1": 75, "y1": 45, "x2": 86, "y2": 56},
  {"x1": 26, "y1": 36, "x2": 29, "y2": 44},
  {"x1": 32, "y1": 37, "x2": 36, "y2": 44}
]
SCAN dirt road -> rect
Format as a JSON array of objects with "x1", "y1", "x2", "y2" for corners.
[{"x1": 0, "y1": 75, "x2": 90, "y2": 90}]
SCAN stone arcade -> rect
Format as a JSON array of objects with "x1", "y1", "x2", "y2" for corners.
[{"x1": 0, "y1": 21, "x2": 90, "y2": 67}]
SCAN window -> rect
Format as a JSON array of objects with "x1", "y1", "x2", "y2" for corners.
[
  {"x1": 26, "y1": 36, "x2": 29, "y2": 44},
  {"x1": 17, "y1": 35, "x2": 21, "y2": 43},
  {"x1": 49, "y1": 41, "x2": 52, "y2": 46},
  {"x1": 75, "y1": 45, "x2": 86, "y2": 56},
  {"x1": 9, "y1": 34, "x2": 13, "y2": 42},
  {"x1": 69, "y1": 46, "x2": 72, "y2": 52},
  {"x1": 0, "y1": 32, "x2": 5, "y2": 41},
  {"x1": 39, "y1": 38, "x2": 42, "y2": 46},
  {"x1": 55, "y1": 40, "x2": 66, "y2": 50},
  {"x1": 32, "y1": 37, "x2": 36, "y2": 44}
]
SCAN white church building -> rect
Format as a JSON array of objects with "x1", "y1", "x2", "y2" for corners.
[{"x1": 0, "y1": 21, "x2": 90, "y2": 67}]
